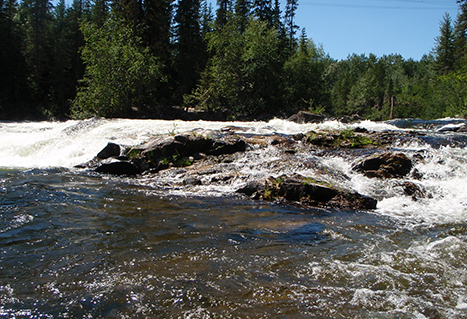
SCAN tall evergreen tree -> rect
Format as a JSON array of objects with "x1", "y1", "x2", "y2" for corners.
[
  {"x1": 215, "y1": 0, "x2": 230, "y2": 28},
  {"x1": 284, "y1": 0, "x2": 298, "y2": 45},
  {"x1": 252, "y1": 0, "x2": 272, "y2": 25},
  {"x1": 90, "y1": 0, "x2": 108, "y2": 26},
  {"x1": 174, "y1": 0, "x2": 207, "y2": 102},
  {"x1": 433, "y1": 12, "x2": 455, "y2": 74},
  {"x1": 19, "y1": 0, "x2": 54, "y2": 111},
  {"x1": 112, "y1": 0, "x2": 142, "y2": 27},
  {"x1": 142, "y1": 0, "x2": 172, "y2": 60},
  {"x1": 200, "y1": 0, "x2": 213, "y2": 37},
  {"x1": 454, "y1": 0, "x2": 467, "y2": 69},
  {"x1": 235, "y1": 0, "x2": 249, "y2": 33},
  {"x1": 0, "y1": 0, "x2": 31, "y2": 117},
  {"x1": 49, "y1": 0, "x2": 89, "y2": 116}
]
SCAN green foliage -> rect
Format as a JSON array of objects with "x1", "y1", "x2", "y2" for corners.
[
  {"x1": 189, "y1": 18, "x2": 282, "y2": 116},
  {"x1": 283, "y1": 36, "x2": 332, "y2": 115},
  {"x1": 72, "y1": 18, "x2": 165, "y2": 118},
  {"x1": 439, "y1": 70, "x2": 467, "y2": 117},
  {"x1": 2, "y1": 0, "x2": 467, "y2": 121},
  {"x1": 126, "y1": 148, "x2": 143, "y2": 159}
]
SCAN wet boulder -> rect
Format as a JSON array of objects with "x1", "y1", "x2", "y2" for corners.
[
  {"x1": 237, "y1": 174, "x2": 377, "y2": 210},
  {"x1": 326, "y1": 192, "x2": 377, "y2": 210},
  {"x1": 95, "y1": 161, "x2": 140, "y2": 176},
  {"x1": 288, "y1": 111, "x2": 326, "y2": 124},
  {"x1": 276, "y1": 177, "x2": 338, "y2": 202},
  {"x1": 206, "y1": 138, "x2": 247, "y2": 156},
  {"x1": 97, "y1": 142, "x2": 121, "y2": 159},
  {"x1": 352, "y1": 152, "x2": 412, "y2": 178},
  {"x1": 237, "y1": 180, "x2": 266, "y2": 197},
  {"x1": 128, "y1": 131, "x2": 247, "y2": 172},
  {"x1": 400, "y1": 181, "x2": 430, "y2": 201}
]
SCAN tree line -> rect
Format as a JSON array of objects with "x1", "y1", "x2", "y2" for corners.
[{"x1": 1, "y1": 0, "x2": 466, "y2": 120}]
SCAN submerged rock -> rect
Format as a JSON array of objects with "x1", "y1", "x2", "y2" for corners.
[{"x1": 352, "y1": 152, "x2": 413, "y2": 178}]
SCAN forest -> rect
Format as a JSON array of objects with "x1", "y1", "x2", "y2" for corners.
[{"x1": 1, "y1": 0, "x2": 467, "y2": 120}]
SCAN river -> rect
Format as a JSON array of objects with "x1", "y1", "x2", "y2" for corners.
[{"x1": 0, "y1": 118, "x2": 466, "y2": 318}]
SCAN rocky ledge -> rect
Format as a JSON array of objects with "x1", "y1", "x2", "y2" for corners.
[{"x1": 77, "y1": 125, "x2": 422, "y2": 210}]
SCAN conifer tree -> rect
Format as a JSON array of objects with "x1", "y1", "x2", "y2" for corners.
[
  {"x1": 215, "y1": 0, "x2": 230, "y2": 28},
  {"x1": 200, "y1": 0, "x2": 213, "y2": 37},
  {"x1": 284, "y1": 0, "x2": 298, "y2": 45},
  {"x1": 142, "y1": 0, "x2": 172, "y2": 60},
  {"x1": 91, "y1": 0, "x2": 108, "y2": 27},
  {"x1": 19, "y1": 0, "x2": 54, "y2": 110},
  {"x1": 174, "y1": 0, "x2": 207, "y2": 102},
  {"x1": 235, "y1": 0, "x2": 250, "y2": 33},
  {"x1": 252, "y1": 0, "x2": 272, "y2": 26},
  {"x1": 433, "y1": 13, "x2": 455, "y2": 74},
  {"x1": 454, "y1": 0, "x2": 467, "y2": 69},
  {"x1": 0, "y1": 0, "x2": 31, "y2": 116}
]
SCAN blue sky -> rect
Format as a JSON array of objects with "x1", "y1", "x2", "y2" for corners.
[
  {"x1": 208, "y1": 0, "x2": 460, "y2": 61},
  {"x1": 293, "y1": 0, "x2": 459, "y2": 60}
]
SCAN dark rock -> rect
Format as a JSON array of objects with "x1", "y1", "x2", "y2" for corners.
[
  {"x1": 354, "y1": 127, "x2": 368, "y2": 133},
  {"x1": 183, "y1": 176, "x2": 202, "y2": 186},
  {"x1": 401, "y1": 181, "x2": 428, "y2": 200},
  {"x1": 207, "y1": 138, "x2": 247, "y2": 156},
  {"x1": 136, "y1": 132, "x2": 246, "y2": 171},
  {"x1": 237, "y1": 180, "x2": 266, "y2": 197},
  {"x1": 292, "y1": 133, "x2": 305, "y2": 141},
  {"x1": 237, "y1": 175, "x2": 378, "y2": 210},
  {"x1": 192, "y1": 152, "x2": 206, "y2": 160},
  {"x1": 95, "y1": 161, "x2": 140, "y2": 176},
  {"x1": 97, "y1": 142, "x2": 121, "y2": 159},
  {"x1": 340, "y1": 114, "x2": 362, "y2": 123},
  {"x1": 352, "y1": 152, "x2": 412, "y2": 178},
  {"x1": 277, "y1": 177, "x2": 338, "y2": 202},
  {"x1": 328, "y1": 192, "x2": 378, "y2": 210},
  {"x1": 288, "y1": 111, "x2": 326, "y2": 124}
]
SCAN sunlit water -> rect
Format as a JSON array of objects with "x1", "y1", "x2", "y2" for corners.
[{"x1": 1, "y1": 118, "x2": 467, "y2": 318}]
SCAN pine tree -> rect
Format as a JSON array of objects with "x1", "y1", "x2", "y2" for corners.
[
  {"x1": 235, "y1": 0, "x2": 250, "y2": 33},
  {"x1": 433, "y1": 13, "x2": 455, "y2": 74},
  {"x1": 19, "y1": 0, "x2": 55, "y2": 111},
  {"x1": 252, "y1": 0, "x2": 272, "y2": 26},
  {"x1": 112, "y1": 0, "x2": 142, "y2": 27},
  {"x1": 454, "y1": 0, "x2": 467, "y2": 69},
  {"x1": 174, "y1": 0, "x2": 207, "y2": 102},
  {"x1": 215, "y1": 0, "x2": 230, "y2": 28},
  {"x1": 0, "y1": 0, "x2": 31, "y2": 117},
  {"x1": 90, "y1": 0, "x2": 108, "y2": 27},
  {"x1": 284, "y1": 0, "x2": 298, "y2": 46},
  {"x1": 200, "y1": 0, "x2": 213, "y2": 37},
  {"x1": 142, "y1": 0, "x2": 172, "y2": 60}
]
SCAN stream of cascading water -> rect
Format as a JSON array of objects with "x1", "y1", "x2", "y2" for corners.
[
  {"x1": 1, "y1": 117, "x2": 467, "y2": 225},
  {"x1": 0, "y1": 118, "x2": 398, "y2": 169},
  {"x1": 1, "y1": 118, "x2": 467, "y2": 317}
]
